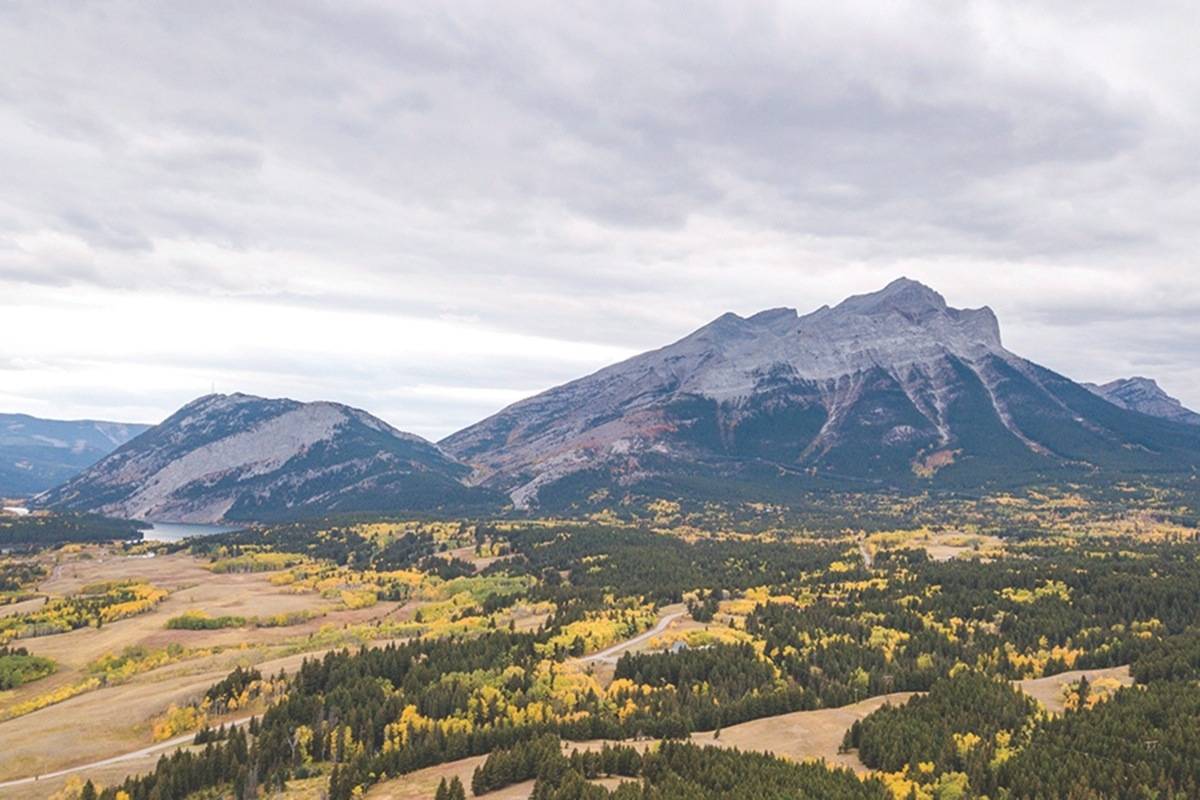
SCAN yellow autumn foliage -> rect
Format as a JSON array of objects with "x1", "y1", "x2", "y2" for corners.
[
  {"x1": 0, "y1": 677, "x2": 101, "y2": 721},
  {"x1": 152, "y1": 703, "x2": 207, "y2": 741},
  {"x1": 340, "y1": 589, "x2": 378, "y2": 609}
]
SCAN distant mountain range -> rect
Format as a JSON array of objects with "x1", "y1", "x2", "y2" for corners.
[
  {"x1": 19, "y1": 278, "x2": 1200, "y2": 519},
  {"x1": 36, "y1": 394, "x2": 495, "y2": 521},
  {"x1": 1085, "y1": 377, "x2": 1200, "y2": 426},
  {"x1": 0, "y1": 414, "x2": 150, "y2": 497}
]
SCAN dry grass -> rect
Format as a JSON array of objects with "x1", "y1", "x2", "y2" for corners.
[
  {"x1": 921, "y1": 532, "x2": 1004, "y2": 562},
  {"x1": 691, "y1": 692, "x2": 915, "y2": 773},
  {"x1": 0, "y1": 596, "x2": 46, "y2": 619},
  {"x1": 363, "y1": 692, "x2": 914, "y2": 799},
  {"x1": 362, "y1": 743, "x2": 644, "y2": 800},
  {"x1": 0, "y1": 750, "x2": 167, "y2": 800},
  {"x1": 1016, "y1": 664, "x2": 1132, "y2": 713},
  {"x1": 0, "y1": 546, "x2": 404, "y2": 787},
  {"x1": 437, "y1": 544, "x2": 509, "y2": 574},
  {"x1": 364, "y1": 754, "x2": 495, "y2": 799}
]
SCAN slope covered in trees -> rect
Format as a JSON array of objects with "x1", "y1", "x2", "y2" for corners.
[
  {"x1": 844, "y1": 670, "x2": 1040, "y2": 787},
  {"x1": 51, "y1": 515, "x2": 1200, "y2": 800},
  {"x1": 998, "y1": 681, "x2": 1200, "y2": 798}
]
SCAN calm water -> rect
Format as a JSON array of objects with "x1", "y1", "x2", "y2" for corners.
[{"x1": 141, "y1": 521, "x2": 245, "y2": 542}]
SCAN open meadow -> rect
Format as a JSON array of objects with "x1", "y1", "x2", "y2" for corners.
[{"x1": 0, "y1": 544, "x2": 410, "y2": 791}]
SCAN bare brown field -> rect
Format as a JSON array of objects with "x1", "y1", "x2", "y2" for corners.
[
  {"x1": 363, "y1": 746, "x2": 642, "y2": 800},
  {"x1": 921, "y1": 532, "x2": 1004, "y2": 561},
  {"x1": 864, "y1": 530, "x2": 1005, "y2": 563},
  {"x1": 0, "y1": 596, "x2": 46, "y2": 618},
  {"x1": 1017, "y1": 664, "x2": 1132, "y2": 713},
  {"x1": 0, "y1": 750, "x2": 167, "y2": 800},
  {"x1": 691, "y1": 691, "x2": 915, "y2": 773},
  {"x1": 438, "y1": 544, "x2": 509, "y2": 573},
  {"x1": 364, "y1": 754, "x2": 500, "y2": 800}
]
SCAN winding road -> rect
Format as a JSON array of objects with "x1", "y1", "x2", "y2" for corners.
[
  {"x1": 0, "y1": 610, "x2": 689, "y2": 791},
  {"x1": 578, "y1": 609, "x2": 685, "y2": 665}
]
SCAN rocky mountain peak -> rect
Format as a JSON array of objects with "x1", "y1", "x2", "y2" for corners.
[
  {"x1": 1114, "y1": 376, "x2": 1161, "y2": 392},
  {"x1": 442, "y1": 278, "x2": 1037, "y2": 505},
  {"x1": 833, "y1": 276, "x2": 948, "y2": 317},
  {"x1": 37, "y1": 393, "x2": 488, "y2": 522},
  {"x1": 1086, "y1": 376, "x2": 1200, "y2": 425}
]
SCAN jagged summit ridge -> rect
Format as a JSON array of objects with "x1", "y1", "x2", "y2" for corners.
[
  {"x1": 1086, "y1": 377, "x2": 1200, "y2": 425},
  {"x1": 442, "y1": 278, "x2": 1200, "y2": 508},
  {"x1": 632, "y1": 277, "x2": 1004, "y2": 401}
]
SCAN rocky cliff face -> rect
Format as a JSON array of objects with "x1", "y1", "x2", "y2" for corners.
[
  {"x1": 0, "y1": 414, "x2": 150, "y2": 497},
  {"x1": 37, "y1": 393, "x2": 491, "y2": 521},
  {"x1": 1085, "y1": 377, "x2": 1200, "y2": 426},
  {"x1": 443, "y1": 278, "x2": 1200, "y2": 508}
]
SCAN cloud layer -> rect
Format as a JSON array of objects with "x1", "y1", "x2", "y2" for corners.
[{"x1": 2, "y1": 1, "x2": 1198, "y2": 437}]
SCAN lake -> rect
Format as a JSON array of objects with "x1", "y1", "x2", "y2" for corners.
[{"x1": 141, "y1": 521, "x2": 246, "y2": 542}]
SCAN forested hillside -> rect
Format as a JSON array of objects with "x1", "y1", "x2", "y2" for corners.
[{"x1": 34, "y1": 512, "x2": 1194, "y2": 800}]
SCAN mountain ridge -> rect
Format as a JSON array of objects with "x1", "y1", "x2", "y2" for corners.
[
  {"x1": 1, "y1": 413, "x2": 151, "y2": 497},
  {"x1": 442, "y1": 278, "x2": 1200, "y2": 508},
  {"x1": 36, "y1": 393, "x2": 493, "y2": 522},
  {"x1": 1085, "y1": 377, "x2": 1200, "y2": 426},
  {"x1": 28, "y1": 279, "x2": 1200, "y2": 518}
]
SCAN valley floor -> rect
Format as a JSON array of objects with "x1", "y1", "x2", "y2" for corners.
[
  {"x1": 0, "y1": 540, "x2": 1133, "y2": 800},
  {"x1": 0, "y1": 520, "x2": 1160, "y2": 800}
]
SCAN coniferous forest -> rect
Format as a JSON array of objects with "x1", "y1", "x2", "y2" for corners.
[{"x1": 20, "y1": 508, "x2": 1186, "y2": 800}]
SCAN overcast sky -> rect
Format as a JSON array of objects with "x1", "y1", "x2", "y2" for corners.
[{"x1": 2, "y1": 2, "x2": 1198, "y2": 440}]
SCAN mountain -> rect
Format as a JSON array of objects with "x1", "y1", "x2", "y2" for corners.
[
  {"x1": 442, "y1": 278, "x2": 1200, "y2": 508},
  {"x1": 1085, "y1": 377, "x2": 1200, "y2": 426},
  {"x1": 0, "y1": 414, "x2": 151, "y2": 497},
  {"x1": 37, "y1": 393, "x2": 492, "y2": 522}
]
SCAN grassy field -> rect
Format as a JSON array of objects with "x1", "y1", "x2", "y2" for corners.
[
  {"x1": 1016, "y1": 664, "x2": 1132, "y2": 713},
  {"x1": 0, "y1": 545, "x2": 406, "y2": 791}
]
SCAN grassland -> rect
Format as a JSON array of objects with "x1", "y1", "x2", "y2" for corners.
[
  {"x1": 0, "y1": 545, "x2": 407, "y2": 790},
  {"x1": 2, "y1": 508, "x2": 1195, "y2": 800}
]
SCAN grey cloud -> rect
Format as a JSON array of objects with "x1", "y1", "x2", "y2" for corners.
[{"x1": 1, "y1": 2, "x2": 1198, "y2": 418}]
